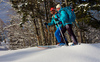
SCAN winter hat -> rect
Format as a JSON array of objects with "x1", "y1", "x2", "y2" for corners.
[
  {"x1": 56, "y1": 4, "x2": 61, "y2": 9},
  {"x1": 50, "y1": 7, "x2": 55, "y2": 11}
]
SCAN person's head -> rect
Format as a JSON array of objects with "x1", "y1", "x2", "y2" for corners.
[
  {"x1": 56, "y1": 4, "x2": 61, "y2": 11},
  {"x1": 50, "y1": 7, "x2": 55, "y2": 15}
]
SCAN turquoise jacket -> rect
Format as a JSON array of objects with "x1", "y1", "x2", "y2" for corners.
[
  {"x1": 59, "y1": 8, "x2": 72, "y2": 26},
  {"x1": 48, "y1": 13, "x2": 62, "y2": 28}
]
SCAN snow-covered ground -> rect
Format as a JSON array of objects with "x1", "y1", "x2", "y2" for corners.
[{"x1": 0, "y1": 43, "x2": 100, "y2": 62}]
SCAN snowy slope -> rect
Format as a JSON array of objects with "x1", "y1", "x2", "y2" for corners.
[{"x1": 0, "y1": 43, "x2": 100, "y2": 62}]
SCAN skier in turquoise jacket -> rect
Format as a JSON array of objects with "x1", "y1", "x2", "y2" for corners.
[
  {"x1": 44, "y1": 7, "x2": 68, "y2": 46},
  {"x1": 56, "y1": 4, "x2": 78, "y2": 45}
]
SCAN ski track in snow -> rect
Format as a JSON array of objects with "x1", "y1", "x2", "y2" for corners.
[{"x1": 0, "y1": 43, "x2": 100, "y2": 62}]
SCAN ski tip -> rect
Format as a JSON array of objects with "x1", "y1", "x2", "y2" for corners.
[{"x1": 37, "y1": 46, "x2": 48, "y2": 49}]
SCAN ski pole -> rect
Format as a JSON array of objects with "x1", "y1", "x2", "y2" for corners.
[
  {"x1": 58, "y1": 24, "x2": 67, "y2": 45},
  {"x1": 46, "y1": 25, "x2": 49, "y2": 32}
]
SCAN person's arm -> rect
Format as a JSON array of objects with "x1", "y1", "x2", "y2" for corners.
[{"x1": 48, "y1": 17, "x2": 55, "y2": 26}]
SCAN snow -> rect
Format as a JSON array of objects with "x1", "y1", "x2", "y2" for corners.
[
  {"x1": 0, "y1": 43, "x2": 100, "y2": 62},
  {"x1": 3, "y1": 22, "x2": 22, "y2": 30},
  {"x1": 0, "y1": 0, "x2": 14, "y2": 23},
  {"x1": 89, "y1": 10, "x2": 100, "y2": 21},
  {"x1": 1, "y1": 40, "x2": 9, "y2": 49},
  {"x1": 78, "y1": 3, "x2": 89, "y2": 7}
]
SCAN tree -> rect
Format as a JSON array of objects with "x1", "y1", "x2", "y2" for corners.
[
  {"x1": 0, "y1": 19, "x2": 5, "y2": 45},
  {"x1": 9, "y1": 0, "x2": 57, "y2": 48},
  {"x1": 70, "y1": 0, "x2": 100, "y2": 43}
]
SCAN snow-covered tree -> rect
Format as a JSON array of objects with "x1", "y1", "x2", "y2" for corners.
[
  {"x1": 9, "y1": 0, "x2": 57, "y2": 48},
  {"x1": 8, "y1": 0, "x2": 100, "y2": 49},
  {"x1": 68, "y1": 0, "x2": 100, "y2": 43}
]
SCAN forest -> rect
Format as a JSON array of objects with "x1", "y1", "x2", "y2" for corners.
[{"x1": 0, "y1": 0, "x2": 100, "y2": 50}]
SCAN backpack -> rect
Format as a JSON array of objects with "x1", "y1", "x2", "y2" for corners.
[{"x1": 61, "y1": 6, "x2": 76, "y2": 23}]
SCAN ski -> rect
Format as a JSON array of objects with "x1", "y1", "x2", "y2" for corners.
[
  {"x1": 37, "y1": 45, "x2": 62, "y2": 49},
  {"x1": 69, "y1": 43, "x2": 81, "y2": 46},
  {"x1": 37, "y1": 43, "x2": 81, "y2": 49}
]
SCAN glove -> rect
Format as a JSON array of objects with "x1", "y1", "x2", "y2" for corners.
[
  {"x1": 55, "y1": 18, "x2": 59, "y2": 21},
  {"x1": 44, "y1": 22, "x2": 48, "y2": 25},
  {"x1": 58, "y1": 21, "x2": 62, "y2": 24}
]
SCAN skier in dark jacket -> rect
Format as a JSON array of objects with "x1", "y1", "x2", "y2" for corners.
[
  {"x1": 56, "y1": 4, "x2": 78, "y2": 45},
  {"x1": 44, "y1": 7, "x2": 68, "y2": 46}
]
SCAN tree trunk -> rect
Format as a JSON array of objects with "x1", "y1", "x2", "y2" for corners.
[
  {"x1": 53, "y1": 27, "x2": 57, "y2": 45},
  {"x1": 75, "y1": 20, "x2": 83, "y2": 44},
  {"x1": 33, "y1": 19, "x2": 40, "y2": 46},
  {"x1": 65, "y1": 0, "x2": 68, "y2": 6},
  {"x1": 44, "y1": 0, "x2": 48, "y2": 21},
  {"x1": 66, "y1": 32, "x2": 71, "y2": 42},
  {"x1": 38, "y1": 18, "x2": 45, "y2": 46},
  {"x1": 77, "y1": 29, "x2": 82, "y2": 44},
  {"x1": 47, "y1": 26, "x2": 50, "y2": 45}
]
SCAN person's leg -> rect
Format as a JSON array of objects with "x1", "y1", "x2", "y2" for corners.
[
  {"x1": 61, "y1": 26, "x2": 69, "y2": 45},
  {"x1": 55, "y1": 27, "x2": 61, "y2": 43},
  {"x1": 65, "y1": 24, "x2": 78, "y2": 44}
]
